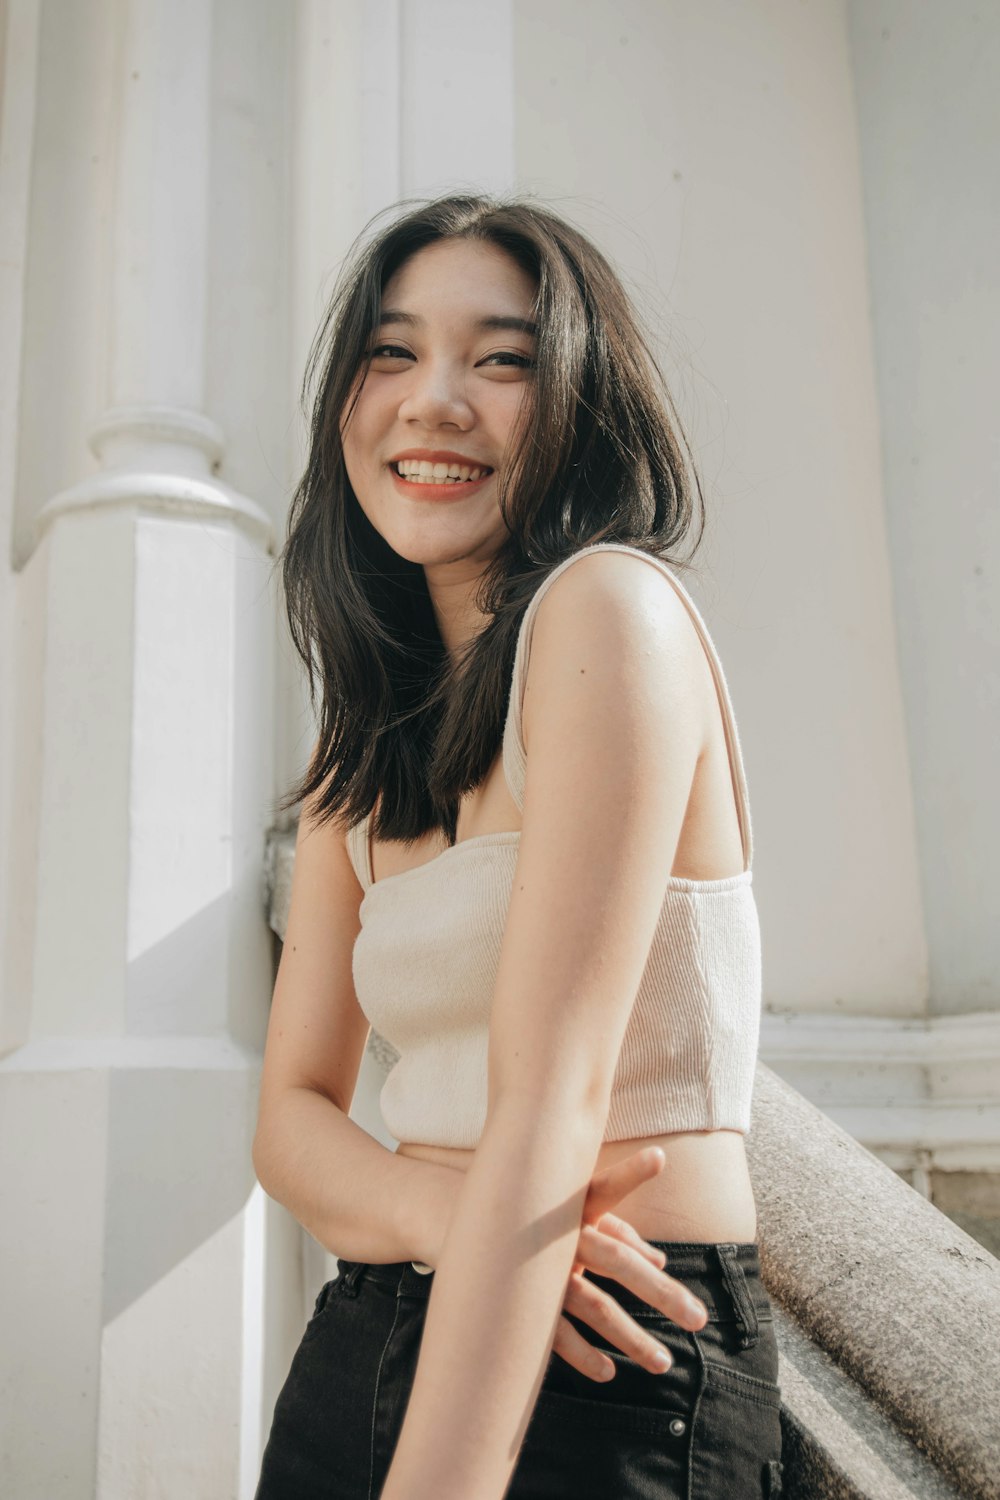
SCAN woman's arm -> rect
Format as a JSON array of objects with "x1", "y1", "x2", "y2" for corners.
[
  {"x1": 254, "y1": 1082, "x2": 463, "y2": 1265},
  {"x1": 380, "y1": 552, "x2": 708, "y2": 1500},
  {"x1": 253, "y1": 771, "x2": 464, "y2": 1266}
]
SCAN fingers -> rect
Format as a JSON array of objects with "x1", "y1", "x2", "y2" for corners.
[
  {"x1": 551, "y1": 1312, "x2": 617, "y2": 1383},
  {"x1": 586, "y1": 1147, "x2": 666, "y2": 1217},
  {"x1": 576, "y1": 1222, "x2": 707, "y2": 1332},
  {"x1": 582, "y1": 1148, "x2": 668, "y2": 1275},
  {"x1": 595, "y1": 1211, "x2": 667, "y2": 1268},
  {"x1": 560, "y1": 1278, "x2": 676, "y2": 1378}
]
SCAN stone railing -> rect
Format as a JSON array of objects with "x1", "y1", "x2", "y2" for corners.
[
  {"x1": 266, "y1": 829, "x2": 1000, "y2": 1500},
  {"x1": 748, "y1": 1065, "x2": 999, "y2": 1499}
]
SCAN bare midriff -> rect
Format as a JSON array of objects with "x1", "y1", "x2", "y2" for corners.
[{"x1": 396, "y1": 1129, "x2": 757, "y2": 1244}]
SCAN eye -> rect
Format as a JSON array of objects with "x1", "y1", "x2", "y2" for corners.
[
  {"x1": 368, "y1": 343, "x2": 413, "y2": 361},
  {"x1": 480, "y1": 352, "x2": 535, "y2": 368},
  {"x1": 366, "y1": 344, "x2": 535, "y2": 369}
]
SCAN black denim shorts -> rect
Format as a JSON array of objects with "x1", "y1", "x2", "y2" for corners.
[{"x1": 255, "y1": 1240, "x2": 783, "y2": 1499}]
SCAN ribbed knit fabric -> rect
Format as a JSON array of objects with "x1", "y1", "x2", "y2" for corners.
[{"x1": 344, "y1": 543, "x2": 762, "y2": 1149}]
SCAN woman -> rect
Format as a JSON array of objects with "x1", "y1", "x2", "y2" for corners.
[{"x1": 252, "y1": 193, "x2": 782, "y2": 1499}]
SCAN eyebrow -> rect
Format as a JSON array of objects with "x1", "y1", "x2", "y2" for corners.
[{"x1": 378, "y1": 308, "x2": 538, "y2": 338}]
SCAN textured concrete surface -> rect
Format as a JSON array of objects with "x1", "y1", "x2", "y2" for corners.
[
  {"x1": 774, "y1": 1304, "x2": 964, "y2": 1500},
  {"x1": 265, "y1": 828, "x2": 295, "y2": 941},
  {"x1": 749, "y1": 1064, "x2": 1000, "y2": 1500}
]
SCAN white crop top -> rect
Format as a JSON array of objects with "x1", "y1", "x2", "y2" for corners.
[{"x1": 344, "y1": 543, "x2": 762, "y2": 1148}]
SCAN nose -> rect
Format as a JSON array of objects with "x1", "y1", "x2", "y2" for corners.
[{"x1": 396, "y1": 359, "x2": 474, "y2": 430}]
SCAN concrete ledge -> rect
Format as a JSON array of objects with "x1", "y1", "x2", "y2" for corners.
[
  {"x1": 774, "y1": 1305, "x2": 963, "y2": 1499},
  {"x1": 749, "y1": 1065, "x2": 1000, "y2": 1500},
  {"x1": 265, "y1": 828, "x2": 296, "y2": 940}
]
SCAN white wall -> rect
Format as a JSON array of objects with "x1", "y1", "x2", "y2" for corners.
[
  {"x1": 848, "y1": 0, "x2": 1000, "y2": 1016},
  {"x1": 513, "y1": 0, "x2": 927, "y2": 1017},
  {"x1": 0, "y1": 0, "x2": 42, "y2": 1051}
]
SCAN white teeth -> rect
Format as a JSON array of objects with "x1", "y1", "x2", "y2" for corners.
[{"x1": 393, "y1": 458, "x2": 491, "y2": 483}]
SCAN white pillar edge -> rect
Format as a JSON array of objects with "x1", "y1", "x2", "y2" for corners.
[
  {"x1": 0, "y1": 1036, "x2": 262, "y2": 1071},
  {"x1": 33, "y1": 477, "x2": 274, "y2": 555},
  {"x1": 238, "y1": 1182, "x2": 267, "y2": 1500}
]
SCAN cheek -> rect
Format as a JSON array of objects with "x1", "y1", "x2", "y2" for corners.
[
  {"x1": 340, "y1": 411, "x2": 378, "y2": 488},
  {"x1": 500, "y1": 382, "x2": 534, "y2": 435},
  {"x1": 338, "y1": 441, "x2": 376, "y2": 525},
  {"x1": 338, "y1": 377, "x2": 377, "y2": 457},
  {"x1": 497, "y1": 387, "x2": 536, "y2": 456}
]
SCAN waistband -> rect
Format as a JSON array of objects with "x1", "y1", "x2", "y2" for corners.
[{"x1": 334, "y1": 1240, "x2": 771, "y2": 1343}]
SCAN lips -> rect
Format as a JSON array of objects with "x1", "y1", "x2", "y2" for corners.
[
  {"x1": 388, "y1": 465, "x2": 494, "y2": 501},
  {"x1": 389, "y1": 460, "x2": 494, "y2": 488},
  {"x1": 389, "y1": 459, "x2": 494, "y2": 501}
]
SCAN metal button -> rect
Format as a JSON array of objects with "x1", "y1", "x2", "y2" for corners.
[
  {"x1": 410, "y1": 1260, "x2": 434, "y2": 1274},
  {"x1": 669, "y1": 1418, "x2": 686, "y2": 1437}
]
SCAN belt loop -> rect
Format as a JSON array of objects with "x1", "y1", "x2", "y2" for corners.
[
  {"x1": 339, "y1": 1261, "x2": 366, "y2": 1298},
  {"x1": 715, "y1": 1244, "x2": 759, "y2": 1349}
]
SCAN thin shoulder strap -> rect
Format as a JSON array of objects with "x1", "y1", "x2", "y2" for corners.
[
  {"x1": 344, "y1": 813, "x2": 374, "y2": 892},
  {"x1": 501, "y1": 542, "x2": 754, "y2": 870}
]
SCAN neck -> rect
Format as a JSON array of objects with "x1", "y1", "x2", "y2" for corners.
[{"x1": 424, "y1": 561, "x2": 490, "y2": 665}]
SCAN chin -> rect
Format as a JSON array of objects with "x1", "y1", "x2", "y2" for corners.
[
  {"x1": 396, "y1": 536, "x2": 501, "y2": 569},
  {"x1": 370, "y1": 513, "x2": 508, "y2": 570}
]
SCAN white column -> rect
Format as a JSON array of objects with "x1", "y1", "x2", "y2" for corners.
[
  {"x1": 848, "y1": 0, "x2": 1000, "y2": 1018},
  {"x1": 0, "y1": 2, "x2": 277, "y2": 1496}
]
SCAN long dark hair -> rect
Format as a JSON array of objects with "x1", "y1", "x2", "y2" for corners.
[{"x1": 276, "y1": 192, "x2": 707, "y2": 843}]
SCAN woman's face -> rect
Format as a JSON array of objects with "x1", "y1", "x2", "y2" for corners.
[{"x1": 340, "y1": 237, "x2": 538, "y2": 570}]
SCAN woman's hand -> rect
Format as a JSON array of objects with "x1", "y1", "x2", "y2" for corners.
[
  {"x1": 554, "y1": 1146, "x2": 708, "y2": 1382},
  {"x1": 412, "y1": 1144, "x2": 707, "y2": 1382}
]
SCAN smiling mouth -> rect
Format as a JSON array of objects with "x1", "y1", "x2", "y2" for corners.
[{"x1": 391, "y1": 460, "x2": 493, "y2": 485}]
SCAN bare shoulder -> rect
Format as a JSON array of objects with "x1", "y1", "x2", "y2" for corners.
[
  {"x1": 521, "y1": 549, "x2": 709, "y2": 750},
  {"x1": 286, "y1": 755, "x2": 367, "y2": 940},
  {"x1": 487, "y1": 550, "x2": 712, "y2": 1114}
]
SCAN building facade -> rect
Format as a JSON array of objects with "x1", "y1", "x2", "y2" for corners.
[{"x1": 1, "y1": 1, "x2": 997, "y2": 1493}]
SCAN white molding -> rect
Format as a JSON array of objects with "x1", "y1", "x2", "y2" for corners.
[
  {"x1": 35, "y1": 471, "x2": 274, "y2": 552},
  {"x1": 760, "y1": 1009, "x2": 1000, "y2": 1171},
  {"x1": 760, "y1": 1009, "x2": 1000, "y2": 1064},
  {"x1": 90, "y1": 405, "x2": 226, "y2": 465},
  {"x1": 0, "y1": 1036, "x2": 262, "y2": 1072},
  {"x1": 33, "y1": 403, "x2": 274, "y2": 551},
  {"x1": 822, "y1": 1102, "x2": 1000, "y2": 1149},
  {"x1": 877, "y1": 1142, "x2": 1000, "y2": 1173}
]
